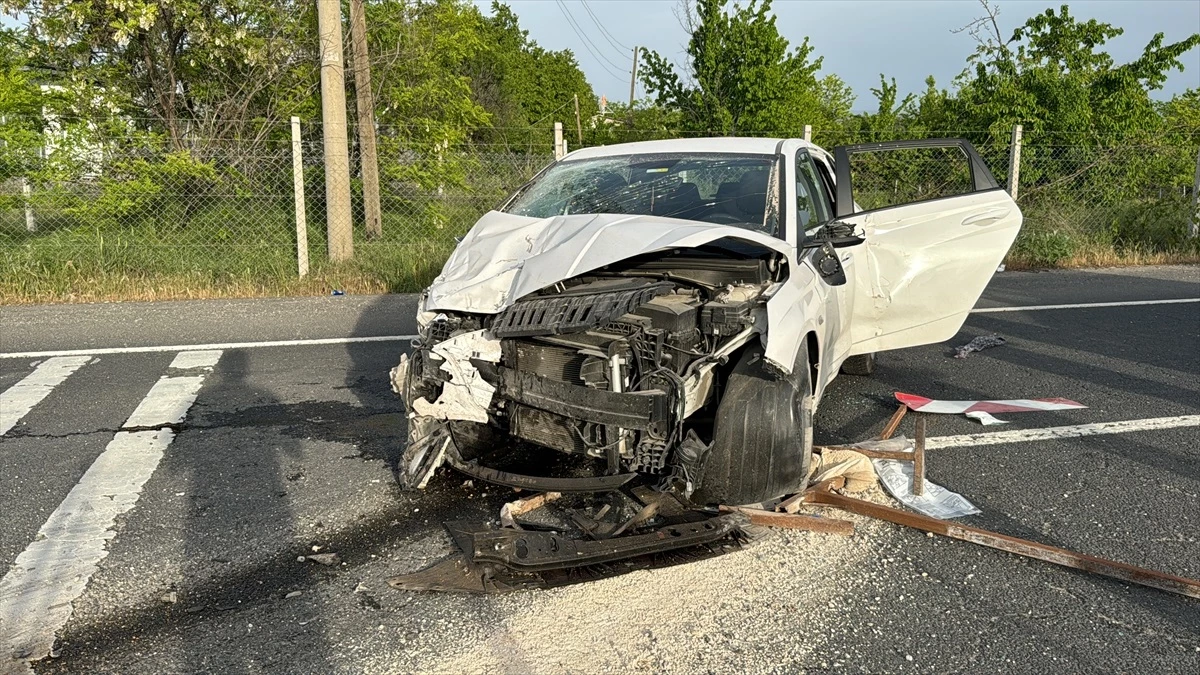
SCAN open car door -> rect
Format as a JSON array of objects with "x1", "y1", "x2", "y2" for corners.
[{"x1": 832, "y1": 139, "x2": 1021, "y2": 354}]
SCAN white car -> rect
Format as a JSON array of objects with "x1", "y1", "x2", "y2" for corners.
[{"x1": 392, "y1": 137, "x2": 1021, "y2": 505}]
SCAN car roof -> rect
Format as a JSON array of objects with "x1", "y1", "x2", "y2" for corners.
[{"x1": 564, "y1": 137, "x2": 819, "y2": 160}]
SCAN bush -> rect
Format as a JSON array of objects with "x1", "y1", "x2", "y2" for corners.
[
  {"x1": 74, "y1": 151, "x2": 222, "y2": 229},
  {"x1": 1106, "y1": 196, "x2": 1193, "y2": 253},
  {"x1": 1011, "y1": 229, "x2": 1078, "y2": 267}
]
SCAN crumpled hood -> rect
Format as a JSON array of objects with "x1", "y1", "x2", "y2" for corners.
[{"x1": 425, "y1": 211, "x2": 794, "y2": 313}]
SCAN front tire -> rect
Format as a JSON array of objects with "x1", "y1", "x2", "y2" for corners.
[
  {"x1": 691, "y1": 342, "x2": 813, "y2": 506},
  {"x1": 841, "y1": 352, "x2": 876, "y2": 376}
]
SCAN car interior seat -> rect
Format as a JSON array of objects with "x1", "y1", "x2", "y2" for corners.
[
  {"x1": 577, "y1": 170, "x2": 630, "y2": 213},
  {"x1": 730, "y1": 170, "x2": 769, "y2": 228},
  {"x1": 653, "y1": 182, "x2": 704, "y2": 220}
]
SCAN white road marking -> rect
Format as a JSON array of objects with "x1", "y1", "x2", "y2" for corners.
[
  {"x1": 971, "y1": 297, "x2": 1200, "y2": 313},
  {"x1": 926, "y1": 414, "x2": 1200, "y2": 450},
  {"x1": 123, "y1": 375, "x2": 207, "y2": 429},
  {"x1": 0, "y1": 356, "x2": 92, "y2": 435},
  {"x1": 169, "y1": 349, "x2": 223, "y2": 370},
  {"x1": 3, "y1": 298, "x2": 1196, "y2": 360},
  {"x1": 0, "y1": 334, "x2": 418, "y2": 360},
  {"x1": 0, "y1": 351, "x2": 220, "y2": 671}
]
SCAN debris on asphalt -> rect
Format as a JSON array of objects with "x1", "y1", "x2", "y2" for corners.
[
  {"x1": 306, "y1": 553, "x2": 341, "y2": 566},
  {"x1": 388, "y1": 510, "x2": 756, "y2": 594},
  {"x1": 878, "y1": 404, "x2": 908, "y2": 440},
  {"x1": 805, "y1": 488, "x2": 1200, "y2": 599},
  {"x1": 966, "y1": 410, "x2": 1009, "y2": 425},
  {"x1": 895, "y1": 392, "x2": 1086, "y2": 424},
  {"x1": 953, "y1": 334, "x2": 1006, "y2": 358},
  {"x1": 160, "y1": 591, "x2": 177, "y2": 604},
  {"x1": 386, "y1": 400, "x2": 1200, "y2": 601},
  {"x1": 499, "y1": 491, "x2": 562, "y2": 529},
  {"x1": 720, "y1": 505, "x2": 854, "y2": 535},
  {"x1": 284, "y1": 591, "x2": 303, "y2": 599},
  {"x1": 871, "y1": 457, "x2": 981, "y2": 519},
  {"x1": 808, "y1": 448, "x2": 878, "y2": 493}
]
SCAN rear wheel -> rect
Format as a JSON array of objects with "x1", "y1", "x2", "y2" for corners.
[
  {"x1": 691, "y1": 341, "x2": 813, "y2": 506},
  {"x1": 840, "y1": 352, "x2": 876, "y2": 376}
]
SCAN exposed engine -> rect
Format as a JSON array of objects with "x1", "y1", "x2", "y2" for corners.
[{"x1": 393, "y1": 249, "x2": 784, "y2": 495}]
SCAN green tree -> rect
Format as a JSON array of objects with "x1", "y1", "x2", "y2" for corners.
[
  {"x1": 950, "y1": 4, "x2": 1200, "y2": 141},
  {"x1": 365, "y1": 0, "x2": 492, "y2": 192},
  {"x1": 465, "y1": 2, "x2": 597, "y2": 150},
  {"x1": 639, "y1": 0, "x2": 845, "y2": 136},
  {"x1": 3, "y1": 0, "x2": 319, "y2": 155},
  {"x1": 0, "y1": 27, "x2": 47, "y2": 181}
]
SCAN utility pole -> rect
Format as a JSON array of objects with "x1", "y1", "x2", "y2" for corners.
[
  {"x1": 573, "y1": 94, "x2": 583, "y2": 145},
  {"x1": 317, "y1": 0, "x2": 353, "y2": 261},
  {"x1": 349, "y1": 0, "x2": 382, "y2": 239},
  {"x1": 627, "y1": 46, "x2": 639, "y2": 125}
]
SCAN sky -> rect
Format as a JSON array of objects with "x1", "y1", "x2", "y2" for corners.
[
  {"x1": 4, "y1": 1, "x2": 1196, "y2": 108},
  {"x1": 482, "y1": 0, "x2": 1200, "y2": 109}
]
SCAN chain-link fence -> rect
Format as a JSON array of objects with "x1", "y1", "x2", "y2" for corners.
[
  {"x1": 1, "y1": 118, "x2": 1197, "y2": 302},
  {"x1": 0, "y1": 119, "x2": 556, "y2": 300}
]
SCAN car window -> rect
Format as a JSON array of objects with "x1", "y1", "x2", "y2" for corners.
[
  {"x1": 505, "y1": 153, "x2": 779, "y2": 234},
  {"x1": 846, "y1": 146, "x2": 974, "y2": 212},
  {"x1": 795, "y1": 152, "x2": 832, "y2": 229}
]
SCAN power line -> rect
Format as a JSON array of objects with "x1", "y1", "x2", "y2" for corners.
[
  {"x1": 555, "y1": 0, "x2": 627, "y2": 78},
  {"x1": 580, "y1": 0, "x2": 631, "y2": 53}
]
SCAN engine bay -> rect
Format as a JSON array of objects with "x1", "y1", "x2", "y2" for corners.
[{"x1": 394, "y1": 248, "x2": 786, "y2": 496}]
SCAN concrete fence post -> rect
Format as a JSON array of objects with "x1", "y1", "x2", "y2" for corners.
[
  {"x1": 1007, "y1": 124, "x2": 1023, "y2": 200},
  {"x1": 554, "y1": 122, "x2": 565, "y2": 160},
  {"x1": 290, "y1": 116, "x2": 309, "y2": 278},
  {"x1": 803, "y1": 125, "x2": 812, "y2": 143},
  {"x1": 21, "y1": 177, "x2": 35, "y2": 232}
]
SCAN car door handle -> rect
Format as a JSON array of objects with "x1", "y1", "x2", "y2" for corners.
[{"x1": 961, "y1": 208, "x2": 1011, "y2": 226}]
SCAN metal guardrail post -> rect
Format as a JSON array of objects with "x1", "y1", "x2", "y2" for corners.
[{"x1": 291, "y1": 116, "x2": 309, "y2": 278}]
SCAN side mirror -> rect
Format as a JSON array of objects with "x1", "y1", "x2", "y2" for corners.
[
  {"x1": 811, "y1": 242, "x2": 848, "y2": 286},
  {"x1": 801, "y1": 221, "x2": 864, "y2": 249}
]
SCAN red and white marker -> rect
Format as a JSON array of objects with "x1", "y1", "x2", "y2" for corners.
[{"x1": 896, "y1": 392, "x2": 1086, "y2": 414}]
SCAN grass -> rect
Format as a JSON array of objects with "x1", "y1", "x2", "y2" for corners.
[
  {"x1": 0, "y1": 196, "x2": 471, "y2": 304},
  {"x1": 1, "y1": 194, "x2": 1197, "y2": 305},
  {"x1": 1003, "y1": 195, "x2": 1200, "y2": 270}
]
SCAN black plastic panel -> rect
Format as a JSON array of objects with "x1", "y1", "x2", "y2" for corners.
[{"x1": 492, "y1": 282, "x2": 674, "y2": 338}]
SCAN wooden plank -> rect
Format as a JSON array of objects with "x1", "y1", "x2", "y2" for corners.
[
  {"x1": 879, "y1": 404, "x2": 908, "y2": 440},
  {"x1": 818, "y1": 445, "x2": 912, "y2": 461},
  {"x1": 913, "y1": 416, "x2": 926, "y2": 496},
  {"x1": 499, "y1": 492, "x2": 562, "y2": 529},
  {"x1": 720, "y1": 505, "x2": 854, "y2": 536},
  {"x1": 778, "y1": 478, "x2": 844, "y2": 513},
  {"x1": 806, "y1": 490, "x2": 1200, "y2": 599}
]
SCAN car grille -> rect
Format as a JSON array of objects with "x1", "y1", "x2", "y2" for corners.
[{"x1": 491, "y1": 283, "x2": 673, "y2": 338}]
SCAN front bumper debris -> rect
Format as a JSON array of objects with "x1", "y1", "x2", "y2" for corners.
[{"x1": 388, "y1": 512, "x2": 753, "y2": 593}]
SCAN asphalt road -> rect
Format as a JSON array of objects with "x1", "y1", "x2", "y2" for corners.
[{"x1": 1, "y1": 265, "x2": 1197, "y2": 674}]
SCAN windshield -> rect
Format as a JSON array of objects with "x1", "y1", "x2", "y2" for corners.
[{"x1": 505, "y1": 153, "x2": 779, "y2": 234}]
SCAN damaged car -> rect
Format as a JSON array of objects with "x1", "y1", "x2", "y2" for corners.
[{"x1": 392, "y1": 137, "x2": 1021, "y2": 506}]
